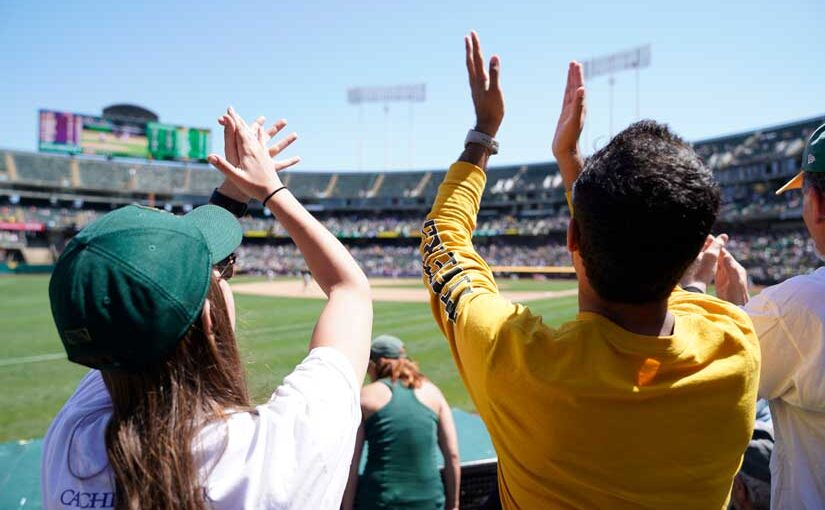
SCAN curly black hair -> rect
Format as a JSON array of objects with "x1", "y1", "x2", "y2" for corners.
[{"x1": 572, "y1": 120, "x2": 720, "y2": 303}]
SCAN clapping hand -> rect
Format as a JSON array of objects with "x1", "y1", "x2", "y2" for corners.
[
  {"x1": 680, "y1": 234, "x2": 728, "y2": 293},
  {"x1": 552, "y1": 62, "x2": 587, "y2": 190},
  {"x1": 209, "y1": 107, "x2": 300, "y2": 203},
  {"x1": 715, "y1": 247, "x2": 749, "y2": 305},
  {"x1": 465, "y1": 31, "x2": 504, "y2": 138}
]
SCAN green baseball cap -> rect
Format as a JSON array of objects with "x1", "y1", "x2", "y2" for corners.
[
  {"x1": 776, "y1": 122, "x2": 825, "y2": 194},
  {"x1": 48, "y1": 204, "x2": 243, "y2": 371},
  {"x1": 370, "y1": 335, "x2": 406, "y2": 360}
]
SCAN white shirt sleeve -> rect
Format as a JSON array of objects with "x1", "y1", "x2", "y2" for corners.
[
  {"x1": 745, "y1": 286, "x2": 825, "y2": 411},
  {"x1": 258, "y1": 346, "x2": 362, "y2": 507},
  {"x1": 201, "y1": 347, "x2": 362, "y2": 509},
  {"x1": 263, "y1": 345, "x2": 360, "y2": 415}
]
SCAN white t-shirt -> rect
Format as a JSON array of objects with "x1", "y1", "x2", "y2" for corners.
[
  {"x1": 40, "y1": 347, "x2": 361, "y2": 509},
  {"x1": 744, "y1": 268, "x2": 825, "y2": 510}
]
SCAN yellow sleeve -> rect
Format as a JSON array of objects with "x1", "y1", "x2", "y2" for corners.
[{"x1": 420, "y1": 161, "x2": 521, "y2": 413}]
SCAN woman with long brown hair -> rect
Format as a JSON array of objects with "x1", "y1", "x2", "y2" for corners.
[
  {"x1": 341, "y1": 335, "x2": 461, "y2": 510},
  {"x1": 41, "y1": 108, "x2": 372, "y2": 510}
]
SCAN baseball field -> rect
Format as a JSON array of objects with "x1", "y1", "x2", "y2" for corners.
[{"x1": 0, "y1": 274, "x2": 579, "y2": 442}]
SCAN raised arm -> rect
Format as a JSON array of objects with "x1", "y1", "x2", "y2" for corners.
[
  {"x1": 209, "y1": 108, "x2": 372, "y2": 380},
  {"x1": 551, "y1": 62, "x2": 587, "y2": 195},
  {"x1": 421, "y1": 32, "x2": 521, "y2": 412}
]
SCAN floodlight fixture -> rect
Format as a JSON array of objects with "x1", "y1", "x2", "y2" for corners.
[
  {"x1": 582, "y1": 45, "x2": 651, "y2": 137},
  {"x1": 347, "y1": 84, "x2": 427, "y2": 170}
]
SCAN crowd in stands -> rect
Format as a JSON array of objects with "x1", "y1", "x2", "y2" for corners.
[
  {"x1": 692, "y1": 121, "x2": 816, "y2": 171},
  {"x1": 0, "y1": 204, "x2": 102, "y2": 229},
  {"x1": 237, "y1": 241, "x2": 572, "y2": 278},
  {"x1": 726, "y1": 229, "x2": 818, "y2": 284},
  {"x1": 1, "y1": 201, "x2": 820, "y2": 284},
  {"x1": 719, "y1": 182, "x2": 803, "y2": 220},
  {"x1": 241, "y1": 213, "x2": 571, "y2": 237},
  {"x1": 235, "y1": 230, "x2": 817, "y2": 285}
]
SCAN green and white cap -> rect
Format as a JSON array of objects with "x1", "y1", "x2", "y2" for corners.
[
  {"x1": 370, "y1": 334, "x2": 406, "y2": 360},
  {"x1": 776, "y1": 122, "x2": 825, "y2": 194},
  {"x1": 49, "y1": 204, "x2": 242, "y2": 371}
]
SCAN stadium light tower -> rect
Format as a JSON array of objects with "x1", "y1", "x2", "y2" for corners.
[
  {"x1": 347, "y1": 84, "x2": 426, "y2": 170},
  {"x1": 582, "y1": 45, "x2": 651, "y2": 138}
]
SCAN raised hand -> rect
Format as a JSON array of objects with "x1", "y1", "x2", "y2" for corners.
[
  {"x1": 465, "y1": 31, "x2": 504, "y2": 137},
  {"x1": 552, "y1": 62, "x2": 587, "y2": 190},
  {"x1": 680, "y1": 234, "x2": 728, "y2": 293},
  {"x1": 715, "y1": 246, "x2": 750, "y2": 305},
  {"x1": 208, "y1": 108, "x2": 296, "y2": 202},
  {"x1": 214, "y1": 113, "x2": 266, "y2": 202}
]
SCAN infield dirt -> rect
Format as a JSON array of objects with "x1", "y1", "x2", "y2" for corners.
[{"x1": 232, "y1": 277, "x2": 579, "y2": 303}]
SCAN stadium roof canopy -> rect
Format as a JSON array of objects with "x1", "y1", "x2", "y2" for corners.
[{"x1": 102, "y1": 104, "x2": 159, "y2": 123}]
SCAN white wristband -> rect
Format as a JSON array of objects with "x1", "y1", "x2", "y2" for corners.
[{"x1": 464, "y1": 129, "x2": 499, "y2": 155}]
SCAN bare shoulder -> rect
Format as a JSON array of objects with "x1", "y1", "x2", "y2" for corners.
[
  {"x1": 414, "y1": 380, "x2": 446, "y2": 413},
  {"x1": 360, "y1": 381, "x2": 392, "y2": 416}
]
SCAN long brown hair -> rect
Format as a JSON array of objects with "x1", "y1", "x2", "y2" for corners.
[
  {"x1": 373, "y1": 356, "x2": 426, "y2": 389},
  {"x1": 101, "y1": 276, "x2": 251, "y2": 510}
]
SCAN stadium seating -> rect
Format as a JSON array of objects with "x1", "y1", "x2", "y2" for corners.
[
  {"x1": 133, "y1": 162, "x2": 188, "y2": 193},
  {"x1": 185, "y1": 166, "x2": 224, "y2": 195},
  {"x1": 283, "y1": 172, "x2": 332, "y2": 198},
  {"x1": 3, "y1": 115, "x2": 825, "y2": 285},
  {"x1": 374, "y1": 171, "x2": 428, "y2": 197},
  {"x1": 333, "y1": 172, "x2": 381, "y2": 198},
  {"x1": 77, "y1": 158, "x2": 132, "y2": 191},
  {"x1": 13, "y1": 152, "x2": 73, "y2": 187},
  {"x1": 0, "y1": 152, "x2": 8, "y2": 183}
]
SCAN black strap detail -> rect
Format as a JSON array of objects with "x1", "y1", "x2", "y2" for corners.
[
  {"x1": 682, "y1": 285, "x2": 705, "y2": 294},
  {"x1": 209, "y1": 188, "x2": 248, "y2": 218},
  {"x1": 262, "y1": 186, "x2": 288, "y2": 207}
]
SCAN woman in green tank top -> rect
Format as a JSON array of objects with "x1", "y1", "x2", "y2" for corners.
[{"x1": 341, "y1": 335, "x2": 461, "y2": 510}]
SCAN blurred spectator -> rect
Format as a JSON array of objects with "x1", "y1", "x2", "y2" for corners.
[
  {"x1": 342, "y1": 335, "x2": 460, "y2": 510},
  {"x1": 730, "y1": 401, "x2": 774, "y2": 510},
  {"x1": 725, "y1": 229, "x2": 818, "y2": 284},
  {"x1": 236, "y1": 241, "x2": 572, "y2": 278}
]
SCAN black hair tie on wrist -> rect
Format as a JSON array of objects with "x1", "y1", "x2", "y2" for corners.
[{"x1": 262, "y1": 186, "x2": 288, "y2": 207}]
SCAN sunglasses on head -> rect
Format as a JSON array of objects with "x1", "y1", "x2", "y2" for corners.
[{"x1": 214, "y1": 253, "x2": 236, "y2": 280}]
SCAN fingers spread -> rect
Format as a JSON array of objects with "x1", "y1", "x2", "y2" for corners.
[
  {"x1": 268, "y1": 119, "x2": 288, "y2": 138},
  {"x1": 251, "y1": 116, "x2": 266, "y2": 130},
  {"x1": 208, "y1": 154, "x2": 241, "y2": 178},
  {"x1": 273, "y1": 156, "x2": 301, "y2": 171},
  {"x1": 269, "y1": 132, "x2": 299, "y2": 155}
]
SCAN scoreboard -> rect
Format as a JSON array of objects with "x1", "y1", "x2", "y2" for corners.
[
  {"x1": 38, "y1": 110, "x2": 209, "y2": 162},
  {"x1": 146, "y1": 123, "x2": 210, "y2": 161}
]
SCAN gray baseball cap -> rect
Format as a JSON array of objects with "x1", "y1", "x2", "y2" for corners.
[{"x1": 370, "y1": 335, "x2": 406, "y2": 360}]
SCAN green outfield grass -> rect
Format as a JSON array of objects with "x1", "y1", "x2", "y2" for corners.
[{"x1": 0, "y1": 275, "x2": 579, "y2": 442}]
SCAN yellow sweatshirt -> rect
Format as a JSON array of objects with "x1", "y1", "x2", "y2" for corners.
[{"x1": 421, "y1": 162, "x2": 760, "y2": 509}]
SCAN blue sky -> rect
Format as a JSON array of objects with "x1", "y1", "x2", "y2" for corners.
[{"x1": 1, "y1": 0, "x2": 823, "y2": 172}]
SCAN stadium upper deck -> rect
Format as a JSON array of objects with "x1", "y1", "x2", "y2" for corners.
[{"x1": 2, "y1": 115, "x2": 822, "y2": 214}]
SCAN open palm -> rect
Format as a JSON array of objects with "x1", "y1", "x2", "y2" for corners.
[{"x1": 552, "y1": 62, "x2": 587, "y2": 185}]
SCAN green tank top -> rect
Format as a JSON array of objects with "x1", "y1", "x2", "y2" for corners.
[{"x1": 356, "y1": 379, "x2": 445, "y2": 510}]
